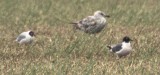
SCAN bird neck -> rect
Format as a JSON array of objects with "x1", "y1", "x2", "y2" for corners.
[
  {"x1": 94, "y1": 14, "x2": 103, "y2": 18},
  {"x1": 94, "y1": 15, "x2": 106, "y2": 22},
  {"x1": 122, "y1": 42, "x2": 131, "y2": 47}
]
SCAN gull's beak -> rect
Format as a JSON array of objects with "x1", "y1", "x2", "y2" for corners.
[{"x1": 105, "y1": 15, "x2": 110, "y2": 18}]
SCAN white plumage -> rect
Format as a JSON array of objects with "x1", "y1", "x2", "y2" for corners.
[
  {"x1": 107, "y1": 36, "x2": 133, "y2": 58},
  {"x1": 16, "y1": 31, "x2": 35, "y2": 44}
]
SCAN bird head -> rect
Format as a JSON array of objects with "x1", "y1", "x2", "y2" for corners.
[
  {"x1": 94, "y1": 11, "x2": 110, "y2": 18},
  {"x1": 29, "y1": 31, "x2": 35, "y2": 37},
  {"x1": 123, "y1": 36, "x2": 133, "y2": 43}
]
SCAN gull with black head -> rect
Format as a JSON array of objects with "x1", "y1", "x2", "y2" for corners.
[
  {"x1": 107, "y1": 36, "x2": 133, "y2": 58},
  {"x1": 16, "y1": 31, "x2": 35, "y2": 44}
]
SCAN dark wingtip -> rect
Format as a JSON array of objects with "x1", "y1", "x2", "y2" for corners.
[
  {"x1": 69, "y1": 22, "x2": 78, "y2": 24},
  {"x1": 107, "y1": 45, "x2": 112, "y2": 49}
]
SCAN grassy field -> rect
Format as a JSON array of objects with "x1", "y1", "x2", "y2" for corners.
[{"x1": 0, "y1": 0, "x2": 160, "y2": 75}]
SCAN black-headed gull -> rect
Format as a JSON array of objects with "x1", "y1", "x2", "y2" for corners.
[
  {"x1": 70, "y1": 10, "x2": 110, "y2": 34},
  {"x1": 107, "y1": 36, "x2": 133, "y2": 58},
  {"x1": 16, "y1": 31, "x2": 35, "y2": 44}
]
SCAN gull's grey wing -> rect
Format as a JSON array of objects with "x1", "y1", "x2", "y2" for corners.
[
  {"x1": 16, "y1": 34, "x2": 26, "y2": 42},
  {"x1": 81, "y1": 16, "x2": 96, "y2": 27},
  {"x1": 85, "y1": 24, "x2": 105, "y2": 33},
  {"x1": 81, "y1": 16, "x2": 107, "y2": 33},
  {"x1": 111, "y1": 43, "x2": 122, "y2": 52},
  {"x1": 71, "y1": 16, "x2": 96, "y2": 31}
]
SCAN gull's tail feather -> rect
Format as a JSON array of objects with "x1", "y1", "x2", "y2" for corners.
[
  {"x1": 107, "y1": 45, "x2": 112, "y2": 50},
  {"x1": 69, "y1": 22, "x2": 80, "y2": 32},
  {"x1": 69, "y1": 22, "x2": 78, "y2": 25},
  {"x1": 69, "y1": 20, "x2": 82, "y2": 24}
]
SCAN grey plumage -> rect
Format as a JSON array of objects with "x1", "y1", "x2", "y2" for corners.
[
  {"x1": 109, "y1": 43, "x2": 122, "y2": 53},
  {"x1": 71, "y1": 11, "x2": 109, "y2": 34},
  {"x1": 16, "y1": 35, "x2": 26, "y2": 42}
]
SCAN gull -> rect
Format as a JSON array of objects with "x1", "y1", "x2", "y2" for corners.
[
  {"x1": 70, "y1": 10, "x2": 110, "y2": 34},
  {"x1": 16, "y1": 31, "x2": 35, "y2": 44},
  {"x1": 107, "y1": 36, "x2": 133, "y2": 58}
]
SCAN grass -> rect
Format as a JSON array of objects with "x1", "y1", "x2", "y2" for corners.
[{"x1": 0, "y1": 0, "x2": 160, "y2": 75}]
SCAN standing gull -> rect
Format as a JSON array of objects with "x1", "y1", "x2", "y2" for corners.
[
  {"x1": 107, "y1": 36, "x2": 133, "y2": 58},
  {"x1": 16, "y1": 31, "x2": 35, "y2": 44},
  {"x1": 70, "y1": 11, "x2": 110, "y2": 34}
]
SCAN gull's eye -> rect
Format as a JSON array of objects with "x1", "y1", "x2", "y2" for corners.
[
  {"x1": 100, "y1": 13, "x2": 105, "y2": 16},
  {"x1": 100, "y1": 13, "x2": 103, "y2": 15}
]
